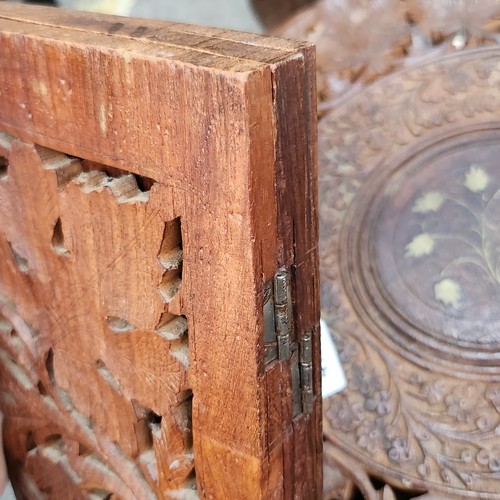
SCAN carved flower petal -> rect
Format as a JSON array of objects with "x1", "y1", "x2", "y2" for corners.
[
  {"x1": 477, "y1": 449, "x2": 490, "y2": 466},
  {"x1": 412, "y1": 191, "x2": 445, "y2": 213},
  {"x1": 405, "y1": 233, "x2": 435, "y2": 258},
  {"x1": 434, "y1": 279, "x2": 461, "y2": 309},
  {"x1": 464, "y1": 165, "x2": 489, "y2": 192},
  {"x1": 490, "y1": 458, "x2": 500, "y2": 472},
  {"x1": 417, "y1": 462, "x2": 430, "y2": 478}
]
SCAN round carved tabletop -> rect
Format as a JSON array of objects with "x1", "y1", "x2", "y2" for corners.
[{"x1": 320, "y1": 47, "x2": 500, "y2": 497}]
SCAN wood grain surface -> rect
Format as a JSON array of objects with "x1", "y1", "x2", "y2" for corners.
[{"x1": 0, "y1": 4, "x2": 320, "y2": 499}]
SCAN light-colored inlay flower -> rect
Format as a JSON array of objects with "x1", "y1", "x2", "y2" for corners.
[
  {"x1": 412, "y1": 191, "x2": 445, "y2": 213},
  {"x1": 405, "y1": 233, "x2": 435, "y2": 258},
  {"x1": 434, "y1": 279, "x2": 461, "y2": 309},
  {"x1": 464, "y1": 165, "x2": 489, "y2": 193}
]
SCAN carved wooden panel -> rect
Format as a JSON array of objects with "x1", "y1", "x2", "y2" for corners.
[
  {"x1": 0, "y1": 135, "x2": 190, "y2": 498},
  {"x1": 320, "y1": 47, "x2": 500, "y2": 499},
  {"x1": 0, "y1": 4, "x2": 320, "y2": 499}
]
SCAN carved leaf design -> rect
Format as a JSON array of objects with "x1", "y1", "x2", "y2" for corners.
[
  {"x1": 0, "y1": 137, "x2": 193, "y2": 497},
  {"x1": 482, "y1": 189, "x2": 500, "y2": 284},
  {"x1": 407, "y1": 0, "x2": 500, "y2": 37},
  {"x1": 315, "y1": 0, "x2": 408, "y2": 72},
  {"x1": 380, "y1": 485, "x2": 397, "y2": 500}
]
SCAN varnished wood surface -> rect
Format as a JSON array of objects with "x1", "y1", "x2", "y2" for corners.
[{"x1": 0, "y1": 5, "x2": 320, "y2": 498}]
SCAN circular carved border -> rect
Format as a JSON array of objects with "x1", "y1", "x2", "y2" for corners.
[{"x1": 341, "y1": 127, "x2": 500, "y2": 372}]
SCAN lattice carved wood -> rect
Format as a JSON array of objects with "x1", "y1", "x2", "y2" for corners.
[
  {"x1": 320, "y1": 47, "x2": 500, "y2": 499},
  {"x1": 0, "y1": 134, "x2": 191, "y2": 499},
  {"x1": 0, "y1": 4, "x2": 320, "y2": 499}
]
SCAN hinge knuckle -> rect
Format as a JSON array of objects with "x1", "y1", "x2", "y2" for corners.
[
  {"x1": 300, "y1": 333, "x2": 312, "y2": 364},
  {"x1": 275, "y1": 303, "x2": 290, "y2": 360},
  {"x1": 277, "y1": 334, "x2": 290, "y2": 361},
  {"x1": 274, "y1": 304, "x2": 289, "y2": 335},
  {"x1": 291, "y1": 352, "x2": 302, "y2": 417},
  {"x1": 300, "y1": 362, "x2": 313, "y2": 388},
  {"x1": 273, "y1": 269, "x2": 289, "y2": 305},
  {"x1": 264, "y1": 267, "x2": 292, "y2": 364},
  {"x1": 302, "y1": 387, "x2": 314, "y2": 415},
  {"x1": 263, "y1": 281, "x2": 276, "y2": 345},
  {"x1": 299, "y1": 331, "x2": 314, "y2": 414}
]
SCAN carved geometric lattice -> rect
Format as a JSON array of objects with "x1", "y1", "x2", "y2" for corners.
[{"x1": 0, "y1": 131, "x2": 194, "y2": 499}]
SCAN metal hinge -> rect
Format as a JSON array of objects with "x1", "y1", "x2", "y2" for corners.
[
  {"x1": 299, "y1": 331, "x2": 314, "y2": 414},
  {"x1": 291, "y1": 332, "x2": 314, "y2": 416},
  {"x1": 263, "y1": 268, "x2": 314, "y2": 415},
  {"x1": 263, "y1": 267, "x2": 292, "y2": 364}
]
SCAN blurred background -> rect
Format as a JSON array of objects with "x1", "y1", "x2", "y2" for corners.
[{"x1": 7, "y1": 0, "x2": 316, "y2": 32}]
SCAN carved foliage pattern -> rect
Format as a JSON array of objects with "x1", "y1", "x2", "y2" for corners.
[
  {"x1": 0, "y1": 132, "x2": 195, "y2": 499},
  {"x1": 320, "y1": 49, "x2": 500, "y2": 496}
]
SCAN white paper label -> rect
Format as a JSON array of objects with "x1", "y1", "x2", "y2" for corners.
[{"x1": 321, "y1": 319, "x2": 347, "y2": 398}]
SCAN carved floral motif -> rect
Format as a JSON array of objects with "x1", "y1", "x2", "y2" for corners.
[
  {"x1": 403, "y1": 163, "x2": 500, "y2": 312},
  {"x1": 321, "y1": 48, "x2": 500, "y2": 497}
]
